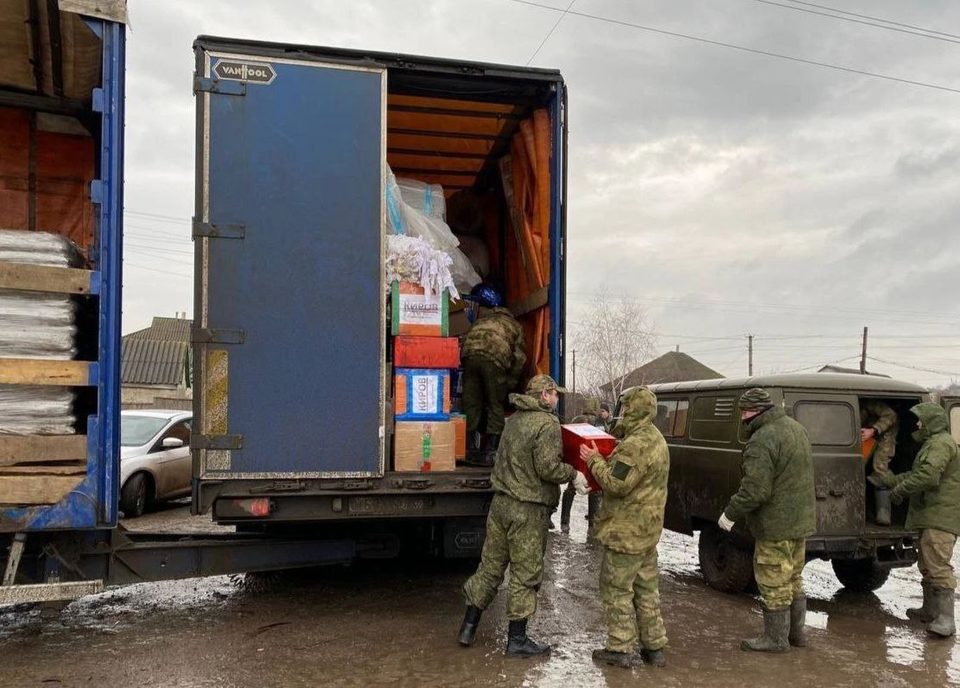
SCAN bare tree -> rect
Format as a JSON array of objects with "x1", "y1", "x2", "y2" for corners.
[{"x1": 572, "y1": 297, "x2": 658, "y2": 405}]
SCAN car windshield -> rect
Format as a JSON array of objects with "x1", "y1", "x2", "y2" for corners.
[{"x1": 121, "y1": 416, "x2": 169, "y2": 447}]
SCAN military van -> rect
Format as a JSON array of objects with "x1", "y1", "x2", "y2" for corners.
[{"x1": 639, "y1": 373, "x2": 949, "y2": 593}]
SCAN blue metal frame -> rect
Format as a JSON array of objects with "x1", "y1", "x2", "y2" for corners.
[
  {"x1": 0, "y1": 19, "x2": 124, "y2": 532},
  {"x1": 549, "y1": 87, "x2": 566, "y2": 382}
]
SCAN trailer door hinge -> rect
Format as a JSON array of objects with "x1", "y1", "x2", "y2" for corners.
[
  {"x1": 192, "y1": 327, "x2": 245, "y2": 345},
  {"x1": 193, "y1": 76, "x2": 246, "y2": 96},
  {"x1": 194, "y1": 434, "x2": 243, "y2": 451},
  {"x1": 192, "y1": 220, "x2": 245, "y2": 240}
]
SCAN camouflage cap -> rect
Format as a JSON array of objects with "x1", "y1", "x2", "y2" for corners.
[
  {"x1": 739, "y1": 387, "x2": 773, "y2": 410},
  {"x1": 526, "y1": 374, "x2": 568, "y2": 394}
]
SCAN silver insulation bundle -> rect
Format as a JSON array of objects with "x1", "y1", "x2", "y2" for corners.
[{"x1": 0, "y1": 229, "x2": 81, "y2": 435}]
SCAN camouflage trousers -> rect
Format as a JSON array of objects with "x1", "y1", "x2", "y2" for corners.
[
  {"x1": 870, "y1": 433, "x2": 896, "y2": 476},
  {"x1": 919, "y1": 528, "x2": 958, "y2": 590},
  {"x1": 463, "y1": 493, "x2": 550, "y2": 620},
  {"x1": 754, "y1": 538, "x2": 806, "y2": 610},
  {"x1": 599, "y1": 546, "x2": 668, "y2": 653},
  {"x1": 462, "y1": 357, "x2": 511, "y2": 435}
]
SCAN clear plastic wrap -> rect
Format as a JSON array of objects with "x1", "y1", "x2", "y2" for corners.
[
  {"x1": 385, "y1": 234, "x2": 458, "y2": 299},
  {"x1": 0, "y1": 385, "x2": 75, "y2": 435},
  {"x1": 396, "y1": 177, "x2": 446, "y2": 221},
  {"x1": 385, "y1": 168, "x2": 481, "y2": 294},
  {"x1": 0, "y1": 229, "x2": 81, "y2": 436}
]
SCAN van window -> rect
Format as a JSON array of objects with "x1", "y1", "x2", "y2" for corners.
[
  {"x1": 690, "y1": 397, "x2": 735, "y2": 443},
  {"x1": 655, "y1": 399, "x2": 690, "y2": 438},
  {"x1": 794, "y1": 402, "x2": 856, "y2": 446},
  {"x1": 951, "y1": 406, "x2": 960, "y2": 444}
]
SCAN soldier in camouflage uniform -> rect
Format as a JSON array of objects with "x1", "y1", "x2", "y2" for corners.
[
  {"x1": 719, "y1": 388, "x2": 816, "y2": 653},
  {"x1": 560, "y1": 397, "x2": 603, "y2": 531},
  {"x1": 581, "y1": 387, "x2": 670, "y2": 669},
  {"x1": 861, "y1": 399, "x2": 899, "y2": 525},
  {"x1": 461, "y1": 287, "x2": 526, "y2": 466},
  {"x1": 880, "y1": 403, "x2": 960, "y2": 638},
  {"x1": 458, "y1": 375, "x2": 589, "y2": 656}
]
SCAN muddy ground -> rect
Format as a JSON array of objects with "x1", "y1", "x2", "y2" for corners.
[{"x1": 2, "y1": 499, "x2": 959, "y2": 687}]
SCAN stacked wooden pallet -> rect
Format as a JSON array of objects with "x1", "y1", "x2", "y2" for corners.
[{"x1": 0, "y1": 249, "x2": 94, "y2": 506}]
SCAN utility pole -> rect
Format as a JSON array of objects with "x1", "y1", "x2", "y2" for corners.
[
  {"x1": 860, "y1": 326, "x2": 868, "y2": 374},
  {"x1": 572, "y1": 349, "x2": 577, "y2": 395},
  {"x1": 748, "y1": 335, "x2": 754, "y2": 376}
]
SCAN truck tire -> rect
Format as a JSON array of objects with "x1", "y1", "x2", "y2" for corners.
[
  {"x1": 120, "y1": 473, "x2": 150, "y2": 518},
  {"x1": 698, "y1": 526, "x2": 756, "y2": 593},
  {"x1": 831, "y1": 558, "x2": 891, "y2": 592}
]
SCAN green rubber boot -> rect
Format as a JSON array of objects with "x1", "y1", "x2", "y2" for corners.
[{"x1": 741, "y1": 607, "x2": 790, "y2": 653}]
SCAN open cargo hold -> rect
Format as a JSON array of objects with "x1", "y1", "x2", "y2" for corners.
[
  {"x1": 193, "y1": 37, "x2": 566, "y2": 522},
  {"x1": 0, "y1": 2, "x2": 124, "y2": 530}
]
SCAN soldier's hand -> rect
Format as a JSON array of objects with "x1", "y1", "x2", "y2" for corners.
[
  {"x1": 573, "y1": 472, "x2": 591, "y2": 495},
  {"x1": 861, "y1": 427, "x2": 877, "y2": 441},
  {"x1": 718, "y1": 513, "x2": 735, "y2": 532},
  {"x1": 890, "y1": 488, "x2": 905, "y2": 506},
  {"x1": 579, "y1": 441, "x2": 600, "y2": 462}
]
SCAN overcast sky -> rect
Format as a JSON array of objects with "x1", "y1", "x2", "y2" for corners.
[{"x1": 122, "y1": 0, "x2": 960, "y2": 388}]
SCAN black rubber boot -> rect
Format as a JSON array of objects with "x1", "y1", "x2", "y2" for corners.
[
  {"x1": 874, "y1": 489, "x2": 892, "y2": 526},
  {"x1": 907, "y1": 582, "x2": 936, "y2": 623},
  {"x1": 458, "y1": 605, "x2": 482, "y2": 647},
  {"x1": 559, "y1": 486, "x2": 574, "y2": 531},
  {"x1": 789, "y1": 595, "x2": 807, "y2": 647},
  {"x1": 928, "y1": 587, "x2": 957, "y2": 638},
  {"x1": 641, "y1": 648, "x2": 667, "y2": 667},
  {"x1": 741, "y1": 607, "x2": 790, "y2": 653},
  {"x1": 586, "y1": 492, "x2": 601, "y2": 523},
  {"x1": 484, "y1": 433, "x2": 501, "y2": 465},
  {"x1": 466, "y1": 433, "x2": 494, "y2": 467},
  {"x1": 505, "y1": 619, "x2": 551, "y2": 657},
  {"x1": 592, "y1": 648, "x2": 635, "y2": 668}
]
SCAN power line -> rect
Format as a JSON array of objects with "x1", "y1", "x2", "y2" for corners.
[
  {"x1": 124, "y1": 261, "x2": 192, "y2": 279},
  {"x1": 784, "y1": 0, "x2": 960, "y2": 40},
  {"x1": 508, "y1": 0, "x2": 960, "y2": 95},
  {"x1": 867, "y1": 355, "x2": 960, "y2": 378},
  {"x1": 743, "y1": 0, "x2": 960, "y2": 45},
  {"x1": 526, "y1": 0, "x2": 576, "y2": 65}
]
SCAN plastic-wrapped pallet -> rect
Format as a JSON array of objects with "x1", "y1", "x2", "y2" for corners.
[{"x1": 0, "y1": 229, "x2": 80, "y2": 435}]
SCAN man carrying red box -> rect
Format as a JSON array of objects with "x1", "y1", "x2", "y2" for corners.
[{"x1": 580, "y1": 386, "x2": 670, "y2": 669}]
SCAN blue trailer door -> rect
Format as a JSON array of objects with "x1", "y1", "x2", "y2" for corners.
[{"x1": 194, "y1": 50, "x2": 385, "y2": 479}]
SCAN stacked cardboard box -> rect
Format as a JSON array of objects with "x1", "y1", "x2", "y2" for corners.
[{"x1": 391, "y1": 281, "x2": 459, "y2": 472}]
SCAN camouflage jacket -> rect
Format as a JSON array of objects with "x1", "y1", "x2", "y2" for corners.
[
  {"x1": 571, "y1": 412, "x2": 601, "y2": 426},
  {"x1": 572, "y1": 398, "x2": 602, "y2": 426},
  {"x1": 588, "y1": 387, "x2": 669, "y2": 554},
  {"x1": 461, "y1": 308, "x2": 526, "y2": 380},
  {"x1": 886, "y1": 403, "x2": 960, "y2": 535},
  {"x1": 723, "y1": 407, "x2": 816, "y2": 541},
  {"x1": 491, "y1": 393, "x2": 576, "y2": 508},
  {"x1": 861, "y1": 399, "x2": 898, "y2": 437}
]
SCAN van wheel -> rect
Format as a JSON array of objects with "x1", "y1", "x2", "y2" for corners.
[
  {"x1": 698, "y1": 526, "x2": 755, "y2": 593},
  {"x1": 831, "y1": 558, "x2": 891, "y2": 592}
]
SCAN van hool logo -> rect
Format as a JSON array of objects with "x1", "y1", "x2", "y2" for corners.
[{"x1": 213, "y1": 60, "x2": 276, "y2": 84}]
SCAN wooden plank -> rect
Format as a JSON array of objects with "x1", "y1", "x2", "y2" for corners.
[
  {"x1": 0, "y1": 475, "x2": 84, "y2": 505},
  {"x1": 0, "y1": 435, "x2": 87, "y2": 466},
  {"x1": 0, "y1": 463, "x2": 86, "y2": 476},
  {"x1": 0, "y1": 261, "x2": 93, "y2": 294},
  {"x1": 0, "y1": 359, "x2": 92, "y2": 385}
]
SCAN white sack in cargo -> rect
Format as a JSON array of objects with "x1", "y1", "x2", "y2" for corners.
[{"x1": 385, "y1": 168, "x2": 481, "y2": 293}]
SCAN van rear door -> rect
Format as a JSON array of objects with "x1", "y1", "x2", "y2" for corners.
[
  {"x1": 193, "y1": 42, "x2": 386, "y2": 484},
  {"x1": 785, "y1": 393, "x2": 862, "y2": 535},
  {"x1": 942, "y1": 397, "x2": 960, "y2": 445}
]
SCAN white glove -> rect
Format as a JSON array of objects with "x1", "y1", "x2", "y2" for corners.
[
  {"x1": 718, "y1": 513, "x2": 735, "y2": 532},
  {"x1": 573, "y1": 471, "x2": 591, "y2": 495}
]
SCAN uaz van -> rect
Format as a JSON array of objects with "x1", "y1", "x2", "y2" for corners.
[{"x1": 631, "y1": 373, "x2": 958, "y2": 593}]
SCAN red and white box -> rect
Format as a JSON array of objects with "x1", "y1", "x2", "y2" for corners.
[{"x1": 561, "y1": 424, "x2": 617, "y2": 492}]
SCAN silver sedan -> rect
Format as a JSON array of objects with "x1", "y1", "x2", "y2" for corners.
[{"x1": 119, "y1": 410, "x2": 192, "y2": 517}]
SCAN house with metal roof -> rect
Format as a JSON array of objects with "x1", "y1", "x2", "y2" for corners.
[{"x1": 121, "y1": 315, "x2": 191, "y2": 409}]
